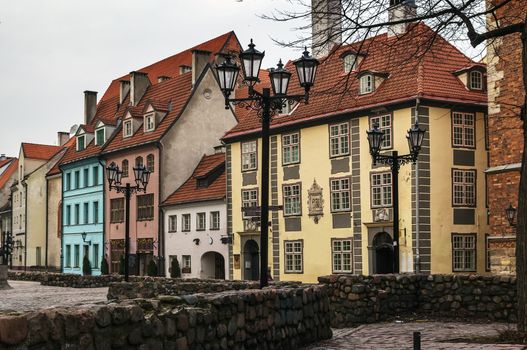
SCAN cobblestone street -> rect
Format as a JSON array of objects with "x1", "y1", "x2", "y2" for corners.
[
  {"x1": 305, "y1": 322, "x2": 526, "y2": 350},
  {"x1": 0, "y1": 281, "x2": 108, "y2": 312}
]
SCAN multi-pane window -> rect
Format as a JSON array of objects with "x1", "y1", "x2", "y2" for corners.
[
  {"x1": 123, "y1": 120, "x2": 133, "y2": 137},
  {"x1": 343, "y1": 54, "x2": 358, "y2": 73},
  {"x1": 182, "y1": 255, "x2": 191, "y2": 272},
  {"x1": 242, "y1": 189, "x2": 258, "y2": 218},
  {"x1": 65, "y1": 205, "x2": 71, "y2": 225},
  {"x1": 182, "y1": 214, "x2": 191, "y2": 231},
  {"x1": 168, "y1": 215, "x2": 177, "y2": 232},
  {"x1": 196, "y1": 212, "x2": 206, "y2": 231},
  {"x1": 95, "y1": 128, "x2": 105, "y2": 146},
  {"x1": 469, "y1": 71, "x2": 483, "y2": 90},
  {"x1": 74, "y1": 204, "x2": 80, "y2": 225},
  {"x1": 453, "y1": 169, "x2": 476, "y2": 207},
  {"x1": 144, "y1": 114, "x2": 155, "y2": 132},
  {"x1": 110, "y1": 198, "x2": 124, "y2": 223},
  {"x1": 330, "y1": 178, "x2": 351, "y2": 212},
  {"x1": 452, "y1": 234, "x2": 476, "y2": 272},
  {"x1": 135, "y1": 156, "x2": 144, "y2": 168},
  {"x1": 283, "y1": 184, "x2": 301, "y2": 216},
  {"x1": 282, "y1": 133, "x2": 300, "y2": 165},
  {"x1": 122, "y1": 160, "x2": 129, "y2": 178},
  {"x1": 147, "y1": 154, "x2": 155, "y2": 172},
  {"x1": 74, "y1": 244, "x2": 80, "y2": 268},
  {"x1": 84, "y1": 168, "x2": 89, "y2": 187},
  {"x1": 93, "y1": 166, "x2": 99, "y2": 186},
  {"x1": 93, "y1": 244, "x2": 100, "y2": 269},
  {"x1": 210, "y1": 211, "x2": 220, "y2": 230},
  {"x1": 93, "y1": 201, "x2": 99, "y2": 224},
  {"x1": 452, "y1": 112, "x2": 475, "y2": 148},
  {"x1": 332, "y1": 239, "x2": 352, "y2": 273},
  {"x1": 370, "y1": 115, "x2": 392, "y2": 149},
  {"x1": 329, "y1": 123, "x2": 349, "y2": 157},
  {"x1": 137, "y1": 194, "x2": 154, "y2": 221},
  {"x1": 65, "y1": 245, "x2": 71, "y2": 267},
  {"x1": 77, "y1": 135, "x2": 85, "y2": 151},
  {"x1": 360, "y1": 74, "x2": 373, "y2": 94},
  {"x1": 371, "y1": 172, "x2": 392, "y2": 208},
  {"x1": 241, "y1": 141, "x2": 257, "y2": 171},
  {"x1": 83, "y1": 203, "x2": 89, "y2": 224},
  {"x1": 285, "y1": 240, "x2": 303, "y2": 273}
]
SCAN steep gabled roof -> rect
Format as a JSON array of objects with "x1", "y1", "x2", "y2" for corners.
[
  {"x1": 47, "y1": 137, "x2": 76, "y2": 176},
  {"x1": 223, "y1": 23, "x2": 487, "y2": 140},
  {"x1": 22, "y1": 143, "x2": 63, "y2": 161},
  {"x1": 162, "y1": 153, "x2": 226, "y2": 206},
  {"x1": 0, "y1": 158, "x2": 18, "y2": 189},
  {"x1": 0, "y1": 158, "x2": 14, "y2": 170}
]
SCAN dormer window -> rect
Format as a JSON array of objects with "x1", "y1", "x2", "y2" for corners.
[
  {"x1": 144, "y1": 114, "x2": 155, "y2": 132},
  {"x1": 343, "y1": 54, "x2": 358, "y2": 73},
  {"x1": 197, "y1": 179, "x2": 208, "y2": 188},
  {"x1": 77, "y1": 135, "x2": 85, "y2": 151},
  {"x1": 360, "y1": 74, "x2": 374, "y2": 94},
  {"x1": 469, "y1": 70, "x2": 483, "y2": 90},
  {"x1": 123, "y1": 120, "x2": 133, "y2": 138},
  {"x1": 95, "y1": 128, "x2": 105, "y2": 146}
]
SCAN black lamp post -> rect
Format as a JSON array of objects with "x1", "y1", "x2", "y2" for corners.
[
  {"x1": 106, "y1": 162, "x2": 150, "y2": 282},
  {"x1": 505, "y1": 203, "x2": 517, "y2": 227},
  {"x1": 367, "y1": 121, "x2": 426, "y2": 273},
  {"x1": 216, "y1": 40, "x2": 319, "y2": 288}
]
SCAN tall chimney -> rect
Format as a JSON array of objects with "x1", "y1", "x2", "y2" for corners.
[
  {"x1": 130, "y1": 71, "x2": 151, "y2": 107},
  {"x1": 0, "y1": 154, "x2": 6, "y2": 161},
  {"x1": 387, "y1": 0, "x2": 417, "y2": 37},
  {"x1": 311, "y1": 0, "x2": 342, "y2": 58},
  {"x1": 57, "y1": 132, "x2": 70, "y2": 146},
  {"x1": 192, "y1": 50, "x2": 211, "y2": 86},
  {"x1": 84, "y1": 91, "x2": 98, "y2": 125},
  {"x1": 119, "y1": 80, "x2": 130, "y2": 105}
]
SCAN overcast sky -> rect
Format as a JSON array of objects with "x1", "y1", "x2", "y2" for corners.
[{"x1": 0, "y1": 0, "x2": 305, "y2": 157}]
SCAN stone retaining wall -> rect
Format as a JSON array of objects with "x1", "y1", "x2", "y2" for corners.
[
  {"x1": 319, "y1": 274, "x2": 517, "y2": 328},
  {"x1": 0, "y1": 285, "x2": 331, "y2": 349}
]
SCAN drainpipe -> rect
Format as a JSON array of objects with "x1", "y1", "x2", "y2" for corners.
[
  {"x1": 98, "y1": 158, "x2": 106, "y2": 271},
  {"x1": 59, "y1": 167, "x2": 64, "y2": 273},
  {"x1": 414, "y1": 98, "x2": 421, "y2": 274},
  {"x1": 156, "y1": 142, "x2": 165, "y2": 276},
  {"x1": 45, "y1": 177, "x2": 49, "y2": 270}
]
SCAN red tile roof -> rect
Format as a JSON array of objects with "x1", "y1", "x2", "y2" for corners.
[
  {"x1": 47, "y1": 137, "x2": 76, "y2": 176},
  {"x1": 162, "y1": 153, "x2": 226, "y2": 206},
  {"x1": 0, "y1": 159, "x2": 18, "y2": 189},
  {"x1": 0, "y1": 158, "x2": 14, "y2": 169},
  {"x1": 223, "y1": 23, "x2": 487, "y2": 140},
  {"x1": 22, "y1": 143, "x2": 63, "y2": 161}
]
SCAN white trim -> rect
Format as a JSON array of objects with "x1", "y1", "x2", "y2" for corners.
[
  {"x1": 76, "y1": 135, "x2": 86, "y2": 151},
  {"x1": 123, "y1": 120, "x2": 133, "y2": 138},
  {"x1": 95, "y1": 127, "x2": 106, "y2": 146},
  {"x1": 144, "y1": 113, "x2": 155, "y2": 132}
]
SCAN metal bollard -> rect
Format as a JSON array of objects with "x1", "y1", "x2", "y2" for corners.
[{"x1": 413, "y1": 331, "x2": 421, "y2": 350}]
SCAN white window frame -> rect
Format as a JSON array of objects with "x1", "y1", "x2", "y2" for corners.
[
  {"x1": 182, "y1": 214, "x2": 191, "y2": 232},
  {"x1": 332, "y1": 239, "x2": 353, "y2": 273},
  {"x1": 210, "y1": 211, "x2": 220, "y2": 230},
  {"x1": 182, "y1": 255, "x2": 191, "y2": 272},
  {"x1": 329, "y1": 122, "x2": 350, "y2": 157},
  {"x1": 452, "y1": 112, "x2": 475, "y2": 148},
  {"x1": 282, "y1": 132, "x2": 300, "y2": 165},
  {"x1": 469, "y1": 70, "x2": 483, "y2": 90},
  {"x1": 283, "y1": 183, "x2": 301, "y2": 216},
  {"x1": 242, "y1": 189, "x2": 258, "y2": 219},
  {"x1": 343, "y1": 54, "x2": 358, "y2": 73},
  {"x1": 241, "y1": 141, "x2": 257, "y2": 171},
  {"x1": 168, "y1": 215, "x2": 177, "y2": 232},
  {"x1": 76, "y1": 135, "x2": 86, "y2": 151},
  {"x1": 95, "y1": 128, "x2": 105, "y2": 146},
  {"x1": 371, "y1": 172, "x2": 393, "y2": 208},
  {"x1": 370, "y1": 114, "x2": 392, "y2": 149},
  {"x1": 123, "y1": 120, "x2": 133, "y2": 138},
  {"x1": 144, "y1": 113, "x2": 155, "y2": 132},
  {"x1": 452, "y1": 169, "x2": 476, "y2": 207},
  {"x1": 284, "y1": 240, "x2": 303, "y2": 273},
  {"x1": 452, "y1": 233, "x2": 476, "y2": 272},
  {"x1": 196, "y1": 212, "x2": 206, "y2": 231},
  {"x1": 330, "y1": 178, "x2": 351, "y2": 212},
  {"x1": 360, "y1": 74, "x2": 373, "y2": 94}
]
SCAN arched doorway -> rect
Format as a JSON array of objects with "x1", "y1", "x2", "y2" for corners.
[
  {"x1": 200, "y1": 252, "x2": 225, "y2": 279},
  {"x1": 373, "y1": 231, "x2": 394, "y2": 274},
  {"x1": 243, "y1": 240, "x2": 259, "y2": 281}
]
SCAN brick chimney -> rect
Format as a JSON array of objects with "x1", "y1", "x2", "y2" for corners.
[
  {"x1": 387, "y1": 0, "x2": 417, "y2": 37},
  {"x1": 192, "y1": 50, "x2": 211, "y2": 86},
  {"x1": 57, "y1": 132, "x2": 70, "y2": 146},
  {"x1": 84, "y1": 91, "x2": 98, "y2": 125},
  {"x1": 119, "y1": 80, "x2": 130, "y2": 105},
  {"x1": 130, "y1": 71, "x2": 150, "y2": 107},
  {"x1": 311, "y1": 0, "x2": 342, "y2": 58}
]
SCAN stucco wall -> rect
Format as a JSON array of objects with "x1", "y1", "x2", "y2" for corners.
[{"x1": 46, "y1": 175, "x2": 62, "y2": 270}]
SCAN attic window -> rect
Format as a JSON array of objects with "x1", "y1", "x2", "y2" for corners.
[
  {"x1": 343, "y1": 54, "x2": 358, "y2": 73},
  {"x1": 144, "y1": 114, "x2": 155, "y2": 132},
  {"x1": 123, "y1": 120, "x2": 133, "y2": 138},
  {"x1": 360, "y1": 74, "x2": 374, "y2": 94},
  {"x1": 469, "y1": 70, "x2": 483, "y2": 90},
  {"x1": 95, "y1": 128, "x2": 105, "y2": 146},
  {"x1": 197, "y1": 179, "x2": 208, "y2": 188},
  {"x1": 77, "y1": 135, "x2": 86, "y2": 151}
]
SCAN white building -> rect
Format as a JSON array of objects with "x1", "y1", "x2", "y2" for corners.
[{"x1": 162, "y1": 152, "x2": 229, "y2": 279}]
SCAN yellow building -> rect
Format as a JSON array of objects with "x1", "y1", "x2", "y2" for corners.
[{"x1": 223, "y1": 24, "x2": 489, "y2": 282}]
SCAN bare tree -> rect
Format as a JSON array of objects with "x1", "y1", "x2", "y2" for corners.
[{"x1": 267, "y1": 0, "x2": 527, "y2": 332}]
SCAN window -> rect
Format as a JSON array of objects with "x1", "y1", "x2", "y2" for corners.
[
  {"x1": 452, "y1": 112, "x2": 475, "y2": 148},
  {"x1": 137, "y1": 194, "x2": 154, "y2": 221},
  {"x1": 65, "y1": 173, "x2": 71, "y2": 191},
  {"x1": 65, "y1": 245, "x2": 71, "y2": 267},
  {"x1": 93, "y1": 244, "x2": 100, "y2": 269},
  {"x1": 168, "y1": 215, "x2": 177, "y2": 232},
  {"x1": 74, "y1": 171, "x2": 80, "y2": 189},
  {"x1": 182, "y1": 255, "x2": 191, "y2": 273},
  {"x1": 242, "y1": 189, "x2": 258, "y2": 218},
  {"x1": 197, "y1": 179, "x2": 208, "y2": 188},
  {"x1": 332, "y1": 239, "x2": 352, "y2": 273},
  {"x1": 282, "y1": 133, "x2": 300, "y2": 165},
  {"x1": 65, "y1": 205, "x2": 71, "y2": 225},
  {"x1": 83, "y1": 202, "x2": 89, "y2": 224},
  {"x1": 84, "y1": 168, "x2": 89, "y2": 187},
  {"x1": 74, "y1": 204, "x2": 80, "y2": 225},
  {"x1": 182, "y1": 214, "x2": 191, "y2": 232},
  {"x1": 122, "y1": 160, "x2": 129, "y2": 178},
  {"x1": 123, "y1": 120, "x2": 133, "y2": 137},
  {"x1": 330, "y1": 178, "x2": 351, "y2": 212},
  {"x1": 360, "y1": 74, "x2": 373, "y2": 94},
  {"x1": 110, "y1": 198, "x2": 124, "y2": 223},
  {"x1": 453, "y1": 169, "x2": 476, "y2": 207},
  {"x1": 77, "y1": 135, "x2": 85, "y2": 151},
  {"x1": 452, "y1": 234, "x2": 476, "y2": 272},
  {"x1": 147, "y1": 154, "x2": 154, "y2": 172},
  {"x1": 485, "y1": 234, "x2": 491, "y2": 272},
  {"x1": 241, "y1": 141, "x2": 257, "y2": 171},
  {"x1": 283, "y1": 184, "x2": 301, "y2": 216},
  {"x1": 93, "y1": 201, "x2": 99, "y2": 224},
  {"x1": 74, "y1": 244, "x2": 80, "y2": 268},
  {"x1": 95, "y1": 128, "x2": 105, "y2": 146},
  {"x1": 370, "y1": 115, "x2": 392, "y2": 149},
  {"x1": 196, "y1": 212, "x2": 206, "y2": 231},
  {"x1": 144, "y1": 114, "x2": 155, "y2": 132},
  {"x1": 93, "y1": 166, "x2": 99, "y2": 186},
  {"x1": 469, "y1": 70, "x2": 483, "y2": 90},
  {"x1": 210, "y1": 211, "x2": 220, "y2": 230},
  {"x1": 135, "y1": 156, "x2": 144, "y2": 168},
  {"x1": 329, "y1": 123, "x2": 349, "y2": 157},
  {"x1": 343, "y1": 54, "x2": 358, "y2": 73},
  {"x1": 285, "y1": 240, "x2": 303, "y2": 273},
  {"x1": 371, "y1": 172, "x2": 392, "y2": 208}
]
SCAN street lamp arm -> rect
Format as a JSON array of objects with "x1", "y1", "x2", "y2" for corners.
[{"x1": 373, "y1": 152, "x2": 416, "y2": 171}]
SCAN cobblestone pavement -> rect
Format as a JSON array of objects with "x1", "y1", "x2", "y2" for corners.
[
  {"x1": 305, "y1": 322, "x2": 527, "y2": 350},
  {"x1": 0, "y1": 281, "x2": 108, "y2": 312}
]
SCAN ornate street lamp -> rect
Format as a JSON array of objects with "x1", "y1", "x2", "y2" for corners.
[
  {"x1": 216, "y1": 40, "x2": 319, "y2": 288},
  {"x1": 505, "y1": 203, "x2": 517, "y2": 227},
  {"x1": 366, "y1": 120, "x2": 426, "y2": 273},
  {"x1": 106, "y1": 162, "x2": 150, "y2": 281}
]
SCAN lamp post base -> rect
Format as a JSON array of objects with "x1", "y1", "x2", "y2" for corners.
[{"x1": 0, "y1": 265, "x2": 11, "y2": 290}]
